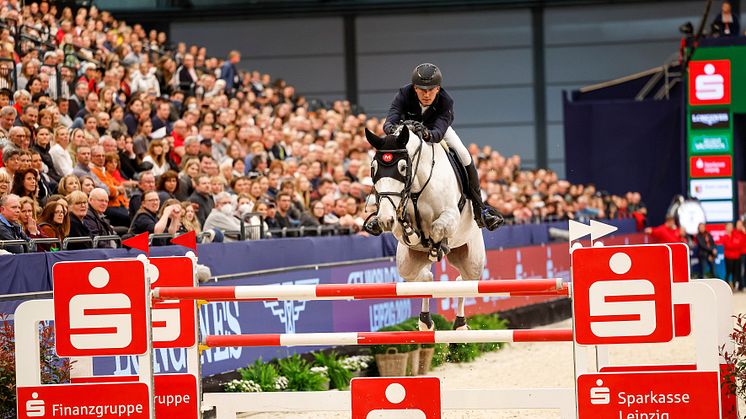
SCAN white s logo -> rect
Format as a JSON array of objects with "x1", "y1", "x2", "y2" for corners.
[
  {"x1": 69, "y1": 294, "x2": 133, "y2": 349},
  {"x1": 588, "y1": 279, "x2": 656, "y2": 338}
]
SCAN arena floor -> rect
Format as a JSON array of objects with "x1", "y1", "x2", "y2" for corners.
[{"x1": 239, "y1": 290, "x2": 746, "y2": 418}]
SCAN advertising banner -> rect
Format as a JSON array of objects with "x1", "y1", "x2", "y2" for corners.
[
  {"x1": 689, "y1": 155, "x2": 733, "y2": 178},
  {"x1": 689, "y1": 132, "x2": 732, "y2": 154},
  {"x1": 689, "y1": 178, "x2": 733, "y2": 200}
]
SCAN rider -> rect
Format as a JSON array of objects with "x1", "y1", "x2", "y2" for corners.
[{"x1": 364, "y1": 63, "x2": 504, "y2": 235}]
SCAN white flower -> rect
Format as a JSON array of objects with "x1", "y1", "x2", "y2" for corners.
[
  {"x1": 274, "y1": 376, "x2": 289, "y2": 390},
  {"x1": 310, "y1": 366, "x2": 329, "y2": 377},
  {"x1": 223, "y1": 379, "x2": 263, "y2": 393},
  {"x1": 340, "y1": 355, "x2": 373, "y2": 371}
]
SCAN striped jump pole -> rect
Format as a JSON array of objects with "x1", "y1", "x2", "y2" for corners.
[
  {"x1": 153, "y1": 278, "x2": 568, "y2": 302},
  {"x1": 202, "y1": 329, "x2": 573, "y2": 348}
]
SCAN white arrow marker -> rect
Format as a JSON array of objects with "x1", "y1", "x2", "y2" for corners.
[
  {"x1": 589, "y1": 219, "x2": 617, "y2": 241},
  {"x1": 568, "y1": 220, "x2": 618, "y2": 242}
]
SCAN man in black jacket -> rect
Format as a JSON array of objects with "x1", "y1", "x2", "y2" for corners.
[
  {"x1": 0, "y1": 194, "x2": 29, "y2": 253},
  {"x1": 695, "y1": 223, "x2": 717, "y2": 278},
  {"x1": 84, "y1": 188, "x2": 117, "y2": 248},
  {"x1": 366, "y1": 63, "x2": 502, "y2": 235}
]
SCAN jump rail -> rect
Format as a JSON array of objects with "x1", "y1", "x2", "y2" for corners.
[
  {"x1": 153, "y1": 278, "x2": 568, "y2": 301},
  {"x1": 202, "y1": 329, "x2": 574, "y2": 348}
]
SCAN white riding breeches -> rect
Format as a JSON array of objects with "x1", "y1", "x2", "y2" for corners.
[{"x1": 443, "y1": 126, "x2": 472, "y2": 166}]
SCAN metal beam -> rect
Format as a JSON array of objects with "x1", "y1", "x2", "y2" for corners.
[{"x1": 532, "y1": 6, "x2": 547, "y2": 169}]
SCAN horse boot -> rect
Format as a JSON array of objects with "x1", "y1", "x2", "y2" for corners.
[
  {"x1": 465, "y1": 162, "x2": 504, "y2": 231},
  {"x1": 363, "y1": 214, "x2": 383, "y2": 236}
]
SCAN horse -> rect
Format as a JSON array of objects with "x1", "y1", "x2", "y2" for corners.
[{"x1": 365, "y1": 124, "x2": 486, "y2": 331}]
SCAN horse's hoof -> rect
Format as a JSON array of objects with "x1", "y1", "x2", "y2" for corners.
[
  {"x1": 418, "y1": 312, "x2": 434, "y2": 331},
  {"x1": 453, "y1": 316, "x2": 469, "y2": 331}
]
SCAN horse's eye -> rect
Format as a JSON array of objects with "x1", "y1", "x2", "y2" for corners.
[{"x1": 397, "y1": 160, "x2": 407, "y2": 176}]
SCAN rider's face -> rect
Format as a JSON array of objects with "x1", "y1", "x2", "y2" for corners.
[{"x1": 415, "y1": 86, "x2": 440, "y2": 107}]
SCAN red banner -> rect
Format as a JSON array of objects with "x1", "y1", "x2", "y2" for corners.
[{"x1": 689, "y1": 155, "x2": 733, "y2": 178}]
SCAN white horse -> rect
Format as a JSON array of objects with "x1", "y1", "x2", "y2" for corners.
[{"x1": 366, "y1": 125, "x2": 486, "y2": 331}]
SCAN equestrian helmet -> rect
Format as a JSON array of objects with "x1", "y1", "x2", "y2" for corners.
[{"x1": 411, "y1": 63, "x2": 442, "y2": 90}]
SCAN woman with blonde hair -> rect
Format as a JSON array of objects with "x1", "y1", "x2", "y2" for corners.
[
  {"x1": 143, "y1": 139, "x2": 169, "y2": 177},
  {"x1": 181, "y1": 201, "x2": 202, "y2": 234},
  {"x1": 18, "y1": 196, "x2": 45, "y2": 240},
  {"x1": 65, "y1": 190, "x2": 92, "y2": 250},
  {"x1": 57, "y1": 174, "x2": 80, "y2": 195},
  {"x1": 178, "y1": 157, "x2": 199, "y2": 197},
  {"x1": 0, "y1": 170, "x2": 11, "y2": 196}
]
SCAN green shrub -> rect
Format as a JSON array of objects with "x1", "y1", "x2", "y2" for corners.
[
  {"x1": 277, "y1": 354, "x2": 327, "y2": 391},
  {"x1": 237, "y1": 359, "x2": 280, "y2": 392},
  {"x1": 312, "y1": 351, "x2": 353, "y2": 390}
]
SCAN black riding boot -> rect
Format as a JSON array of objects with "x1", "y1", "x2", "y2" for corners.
[{"x1": 465, "y1": 162, "x2": 504, "y2": 231}]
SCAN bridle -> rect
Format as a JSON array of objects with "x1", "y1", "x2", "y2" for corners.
[{"x1": 370, "y1": 128, "x2": 436, "y2": 246}]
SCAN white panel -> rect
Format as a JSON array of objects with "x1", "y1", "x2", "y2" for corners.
[
  {"x1": 690, "y1": 179, "x2": 734, "y2": 201},
  {"x1": 170, "y1": 18, "x2": 344, "y2": 57},
  {"x1": 702, "y1": 201, "x2": 734, "y2": 222},
  {"x1": 357, "y1": 10, "x2": 531, "y2": 53},
  {"x1": 358, "y1": 48, "x2": 533, "y2": 91},
  {"x1": 545, "y1": 3, "x2": 705, "y2": 45},
  {"x1": 546, "y1": 42, "x2": 677, "y2": 84}
]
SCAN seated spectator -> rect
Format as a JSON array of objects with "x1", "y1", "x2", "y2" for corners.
[
  {"x1": 129, "y1": 171, "x2": 157, "y2": 219},
  {"x1": 80, "y1": 175, "x2": 96, "y2": 195},
  {"x1": 142, "y1": 139, "x2": 170, "y2": 177},
  {"x1": 271, "y1": 192, "x2": 297, "y2": 229},
  {"x1": 38, "y1": 200, "x2": 70, "y2": 248},
  {"x1": 204, "y1": 192, "x2": 241, "y2": 241},
  {"x1": 181, "y1": 201, "x2": 202, "y2": 236},
  {"x1": 155, "y1": 198, "x2": 184, "y2": 238},
  {"x1": 133, "y1": 119, "x2": 153, "y2": 157},
  {"x1": 97, "y1": 152, "x2": 130, "y2": 227},
  {"x1": 188, "y1": 175, "x2": 214, "y2": 226},
  {"x1": 31, "y1": 126, "x2": 60, "y2": 182},
  {"x1": 50, "y1": 126, "x2": 73, "y2": 177},
  {"x1": 178, "y1": 158, "x2": 199, "y2": 198},
  {"x1": 18, "y1": 196, "x2": 45, "y2": 240},
  {"x1": 0, "y1": 170, "x2": 11, "y2": 196},
  {"x1": 72, "y1": 145, "x2": 109, "y2": 194},
  {"x1": 712, "y1": 0, "x2": 740, "y2": 37},
  {"x1": 0, "y1": 194, "x2": 29, "y2": 253},
  {"x1": 11, "y1": 168, "x2": 39, "y2": 204},
  {"x1": 300, "y1": 200, "x2": 326, "y2": 227},
  {"x1": 65, "y1": 190, "x2": 92, "y2": 250},
  {"x1": 129, "y1": 191, "x2": 161, "y2": 235},
  {"x1": 84, "y1": 188, "x2": 117, "y2": 248},
  {"x1": 157, "y1": 170, "x2": 181, "y2": 203},
  {"x1": 1, "y1": 147, "x2": 23, "y2": 180},
  {"x1": 58, "y1": 174, "x2": 81, "y2": 196},
  {"x1": 30, "y1": 150, "x2": 55, "y2": 203}
]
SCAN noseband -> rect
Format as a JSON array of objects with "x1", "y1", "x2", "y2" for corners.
[{"x1": 370, "y1": 133, "x2": 436, "y2": 246}]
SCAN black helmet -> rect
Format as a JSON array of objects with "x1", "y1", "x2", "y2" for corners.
[{"x1": 411, "y1": 63, "x2": 442, "y2": 90}]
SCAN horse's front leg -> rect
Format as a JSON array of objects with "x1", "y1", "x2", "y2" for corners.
[{"x1": 429, "y1": 207, "x2": 460, "y2": 244}]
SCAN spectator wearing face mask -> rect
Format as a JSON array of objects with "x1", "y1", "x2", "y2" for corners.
[{"x1": 203, "y1": 191, "x2": 241, "y2": 241}]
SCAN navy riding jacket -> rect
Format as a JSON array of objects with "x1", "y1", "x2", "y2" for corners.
[{"x1": 383, "y1": 84, "x2": 454, "y2": 143}]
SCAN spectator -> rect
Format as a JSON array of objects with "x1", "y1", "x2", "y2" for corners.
[
  {"x1": 712, "y1": 1, "x2": 740, "y2": 37},
  {"x1": 188, "y1": 174, "x2": 214, "y2": 226},
  {"x1": 29, "y1": 151, "x2": 54, "y2": 204},
  {"x1": 0, "y1": 147, "x2": 22, "y2": 180},
  {"x1": 50, "y1": 126, "x2": 73, "y2": 177},
  {"x1": 72, "y1": 145, "x2": 109, "y2": 193},
  {"x1": 38, "y1": 200, "x2": 70, "y2": 248},
  {"x1": 129, "y1": 191, "x2": 159, "y2": 235},
  {"x1": 18, "y1": 197, "x2": 44, "y2": 240},
  {"x1": 98, "y1": 152, "x2": 129, "y2": 227},
  {"x1": 0, "y1": 106, "x2": 16, "y2": 143},
  {"x1": 151, "y1": 101, "x2": 172, "y2": 135},
  {"x1": 178, "y1": 157, "x2": 199, "y2": 198},
  {"x1": 695, "y1": 223, "x2": 717, "y2": 279},
  {"x1": 300, "y1": 200, "x2": 326, "y2": 227},
  {"x1": 8, "y1": 126, "x2": 30, "y2": 150},
  {"x1": 181, "y1": 201, "x2": 202, "y2": 236},
  {"x1": 129, "y1": 171, "x2": 156, "y2": 219},
  {"x1": 177, "y1": 54, "x2": 198, "y2": 95},
  {"x1": 220, "y1": 50, "x2": 241, "y2": 95},
  {"x1": 11, "y1": 168, "x2": 38, "y2": 203},
  {"x1": 272, "y1": 192, "x2": 296, "y2": 229},
  {"x1": 0, "y1": 194, "x2": 29, "y2": 253},
  {"x1": 157, "y1": 170, "x2": 181, "y2": 202},
  {"x1": 204, "y1": 192, "x2": 243, "y2": 240},
  {"x1": 0, "y1": 171, "x2": 11, "y2": 196},
  {"x1": 142, "y1": 139, "x2": 169, "y2": 177},
  {"x1": 31, "y1": 126, "x2": 60, "y2": 182},
  {"x1": 155, "y1": 198, "x2": 184, "y2": 237},
  {"x1": 57, "y1": 174, "x2": 81, "y2": 196},
  {"x1": 724, "y1": 222, "x2": 745, "y2": 290},
  {"x1": 644, "y1": 216, "x2": 685, "y2": 244},
  {"x1": 133, "y1": 119, "x2": 153, "y2": 156},
  {"x1": 84, "y1": 188, "x2": 117, "y2": 248},
  {"x1": 80, "y1": 176, "x2": 96, "y2": 195},
  {"x1": 66, "y1": 190, "x2": 92, "y2": 250}
]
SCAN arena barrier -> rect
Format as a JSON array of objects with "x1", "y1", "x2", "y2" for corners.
[{"x1": 13, "y1": 241, "x2": 739, "y2": 419}]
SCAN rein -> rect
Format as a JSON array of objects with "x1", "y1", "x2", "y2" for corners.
[{"x1": 372, "y1": 132, "x2": 436, "y2": 247}]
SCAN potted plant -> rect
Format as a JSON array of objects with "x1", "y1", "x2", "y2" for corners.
[
  {"x1": 277, "y1": 354, "x2": 327, "y2": 391},
  {"x1": 313, "y1": 351, "x2": 354, "y2": 389},
  {"x1": 339, "y1": 355, "x2": 374, "y2": 378},
  {"x1": 236, "y1": 358, "x2": 284, "y2": 392}
]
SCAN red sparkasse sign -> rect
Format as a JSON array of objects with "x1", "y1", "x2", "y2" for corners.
[
  {"x1": 572, "y1": 245, "x2": 674, "y2": 345},
  {"x1": 577, "y1": 371, "x2": 720, "y2": 418},
  {"x1": 689, "y1": 155, "x2": 733, "y2": 178},
  {"x1": 53, "y1": 260, "x2": 149, "y2": 357},
  {"x1": 149, "y1": 256, "x2": 197, "y2": 348},
  {"x1": 17, "y1": 382, "x2": 151, "y2": 419},
  {"x1": 351, "y1": 377, "x2": 441, "y2": 419},
  {"x1": 689, "y1": 59, "x2": 731, "y2": 106}
]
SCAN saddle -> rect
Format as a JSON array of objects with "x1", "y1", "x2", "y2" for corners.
[{"x1": 440, "y1": 142, "x2": 468, "y2": 212}]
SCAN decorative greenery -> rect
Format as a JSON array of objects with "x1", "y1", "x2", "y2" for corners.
[
  {"x1": 277, "y1": 354, "x2": 327, "y2": 392},
  {"x1": 223, "y1": 379, "x2": 262, "y2": 392},
  {"x1": 237, "y1": 358, "x2": 281, "y2": 392},
  {"x1": 721, "y1": 313, "x2": 746, "y2": 409},
  {"x1": 312, "y1": 351, "x2": 353, "y2": 390},
  {"x1": 339, "y1": 355, "x2": 373, "y2": 372},
  {"x1": 0, "y1": 316, "x2": 71, "y2": 418}
]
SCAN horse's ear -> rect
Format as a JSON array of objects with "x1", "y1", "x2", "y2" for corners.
[
  {"x1": 365, "y1": 128, "x2": 385, "y2": 149},
  {"x1": 396, "y1": 125, "x2": 410, "y2": 148}
]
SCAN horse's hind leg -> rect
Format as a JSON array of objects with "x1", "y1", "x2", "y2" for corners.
[{"x1": 395, "y1": 243, "x2": 435, "y2": 331}]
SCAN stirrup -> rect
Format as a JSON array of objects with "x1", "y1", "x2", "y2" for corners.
[{"x1": 481, "y1": 208, "x2": 504, "y2": 231}]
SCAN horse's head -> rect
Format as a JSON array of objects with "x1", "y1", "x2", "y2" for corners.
[{"x1": 365, "y1": 126, "x2": 415, "y2": 230}]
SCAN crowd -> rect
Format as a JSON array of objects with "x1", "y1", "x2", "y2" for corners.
[{"x1": 0, "y1": 1, "x2": 646, "y2": 254}]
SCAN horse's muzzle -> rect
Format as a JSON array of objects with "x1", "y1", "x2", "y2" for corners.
[{"x1": 379, "y1": 216, "x2": 395, "y2": 231}]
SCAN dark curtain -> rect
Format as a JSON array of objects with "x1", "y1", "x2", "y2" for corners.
[{"x1": 563, "y1": 96, "x2": 684, "y2": 226}]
